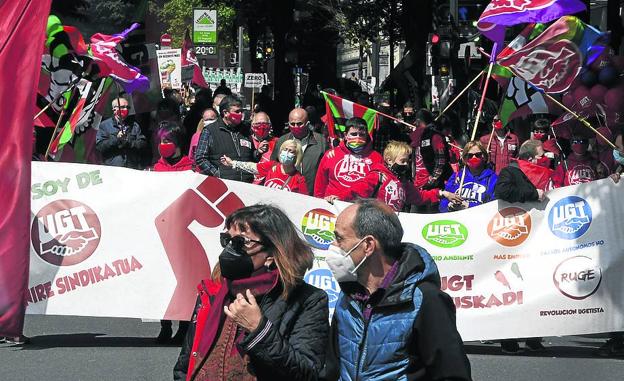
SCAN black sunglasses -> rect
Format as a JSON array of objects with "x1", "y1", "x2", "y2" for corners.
[
  {"x1": 220, "y1": 232, "x2": 264, "y2": 250},
  {"x1": 465, "y1": 152, "x2": 484, "y2": 159},
  {"x1": 288, "y1": 121, "x2": 306, "y2": 127}
]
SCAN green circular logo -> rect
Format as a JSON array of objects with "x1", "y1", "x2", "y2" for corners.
[{"x1": 422, "y1": 220, "x2": 468, "y2": 248}]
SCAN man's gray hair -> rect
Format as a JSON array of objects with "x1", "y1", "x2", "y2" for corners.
[
  {"x1": 518, "y1": 139, "x2": 542, "y2": 160},
  {"x1": 352, "y1": 199, "x2": 403, "y2": 258}
]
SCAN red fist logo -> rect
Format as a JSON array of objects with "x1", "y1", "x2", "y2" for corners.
[{"x1": 155, "y1": 177, "x2": 245, "y2": 320}]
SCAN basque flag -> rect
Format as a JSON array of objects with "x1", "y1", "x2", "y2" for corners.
[{"x1": 322, "y1": 92, "x2": 378, "y2": 138}]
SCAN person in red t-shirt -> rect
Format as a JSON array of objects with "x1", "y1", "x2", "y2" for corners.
[
  {"x1": 314, "y1": 117, "x2": 383, "y2": 202},
  {"x1": 220, "y1": 139, "x2": 308, "y2": 194},
  {"x1": 479, "y1": 115, "x2": 519, "y2": 174},
  {"x1": 153, "y1": 121, "x2": 193, "y2": 172},
  {"x1": 250, "y1": 112, "x2": 279, "y2": 185},
  {"x1": 551, "y1": 135, "x2": 611, "y2": 187},
  {"x1": 342, "y1": 141, "x2": 462, "y2": 211}
]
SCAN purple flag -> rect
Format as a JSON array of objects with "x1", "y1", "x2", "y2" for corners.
[
  {"x1": 478, "y1": 0, "x2": 587, "y2": 45},
  {"x1": 90, "y1": 23, "x2": 150, "y2": 93}
]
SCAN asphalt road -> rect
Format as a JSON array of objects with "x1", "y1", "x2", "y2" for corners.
[{"x1": 2, "y1": 315, "x2": 623, "y2": 380}]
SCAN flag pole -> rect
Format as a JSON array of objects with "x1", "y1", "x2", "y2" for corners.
[
  {"x1": 544, "y1": 92, "x2": 616, "y2": 150},
  {"x1": 33, "y1": 79, "x2": 80, "y2": 121},
  {"x1": 435, "y1": 71, "x2": 484, "y2": 121},
  {"x1": 459, "y1": 43, "x2": 498, "y2": 192},
  {"x1": 486, "y1": 127, "x2": 496, "y2": 152},
  {"x1": 44, "y1": 105, "x2": 69, "y2": 160}
]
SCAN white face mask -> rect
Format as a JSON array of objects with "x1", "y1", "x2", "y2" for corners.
[
  {"x1": 325, "y1": 237, "x2": 367, "y2": 283},
  {"x1": 204, "y1": 119, "x2": 217, "y2": 127}
]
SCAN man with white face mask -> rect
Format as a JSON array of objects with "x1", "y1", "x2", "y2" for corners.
[{"x1": 322, "y1": 199, "x2": 471, "y2": 381}]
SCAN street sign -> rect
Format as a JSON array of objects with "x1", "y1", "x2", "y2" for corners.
[
  {"x1": 193, "y1": 9, "x2": 217, "y2": 44},
  {"x1": 244, "y1": 73, "x2": 268, "y2": 89},
  {"x1": 195, "y1": 45, "x2": 217, "y2": 56},
  {"x1": 160, "y1": 34, "x2": 172, "y2": 50}
]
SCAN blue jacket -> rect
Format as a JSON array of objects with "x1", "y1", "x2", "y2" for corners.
[
  {"x1": 439, "y1": 167, "x2": 498, "y2": 212},
  {"x1": 95, "y1": 117, "x2": 146, "y2": 169},
  {"x1": 323, "y1": 244, "x2": 471, "y2": 381}
]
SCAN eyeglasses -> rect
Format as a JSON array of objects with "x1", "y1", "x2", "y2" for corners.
[
  {"x1": 220, "y1": 232, "x2": 264, "y2": 250},
  {"x1": 288, "y1": 121, "x2": 306, "y2": 127},
  {"x1": 571, "y1": 139, "x2": 587, "y2": 144},
  {"x1": 113, "y1": 105, "x2": 129, "y2": 110},
  {"x1": 465, "y1": 152, "x2": 484, "y2": 159}
]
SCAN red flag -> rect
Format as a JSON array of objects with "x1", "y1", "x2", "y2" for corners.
[
  {"x1": 0, "y1": 0, "x2": 52, "y2": 337},
  {"x1": 182, "y1": 29, "x2": 209, "y2": 88}
]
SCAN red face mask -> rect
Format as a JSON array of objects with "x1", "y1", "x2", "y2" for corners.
[
  {"x1": 252, "y1": 122, "x2": 271, "y2": 140},
  {"x1": 227, "y1": 111, "x2": 243, "y2": 126},
  {"x1": 571, "y1": 143, "x2": 587, "y2": 155},
  {"x1": 466, "y1": 157, "x2": 483, "y2": 170},
  {"x1": 532, "y1": 132, "x2": 546, "y2": 141},
  {"x1": 115, "y1": 109, "x2": 129, "y2": 120},
  {"x1": 493, "y1": 120, "x2": 503, "y2": 130},
  {"x1": 159, "y1": 142, "x2": 177, "y2": 158},
  {"x1": 289, "y1": 123, "x2": 308, "y2": 139}
]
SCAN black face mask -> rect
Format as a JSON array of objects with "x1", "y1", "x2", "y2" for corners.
[
  {"x1": 219, "y1": 245, "x2": 255, "y2": 280},
  {"x1": 390, "y1": 163, "x2": 410, "y2": 179}
]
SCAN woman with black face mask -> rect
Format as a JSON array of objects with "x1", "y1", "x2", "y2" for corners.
[
  {"x1": 174, "y1": 205, "x2": 329, "y2": 381},
  {"x1": 342, "y1": 141, "x2": 463, "y2": 212}
]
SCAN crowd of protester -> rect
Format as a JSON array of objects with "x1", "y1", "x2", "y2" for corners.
[
  {"x1": 91, "y1": 86, "x2": 623, "y2": 216},
  {"x1": 36, "y1": 84, "x2": 624, "y2": 362}
]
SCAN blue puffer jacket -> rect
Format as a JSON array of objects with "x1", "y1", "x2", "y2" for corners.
[
  {"x1": 323, "y1": 243, "x2": 471, "y2": 381},
  {"x1": 439, "y1": 167, "x2": 498, "y2": 212}
]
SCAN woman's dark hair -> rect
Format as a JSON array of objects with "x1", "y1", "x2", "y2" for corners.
[
  {"x1": 157, "y1": 121, "x2": 185, "y2": 147},
  {"x1": 219, "y1": 204, "x2": 313, "y2": 299},
  {"x1": 219, "y1": 95, "x2": 243, "y2": 117}
]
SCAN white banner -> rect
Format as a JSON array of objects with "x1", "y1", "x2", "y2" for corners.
[
  {"x1": 28, "y1": 162, "x2": 624, "y2": 341},
  {"x1": 156, "y1": 49, "x2": 182, "y2": 90}
]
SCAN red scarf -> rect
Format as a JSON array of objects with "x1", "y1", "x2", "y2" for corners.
[{"x1": 197, "y1": 269, "x2": 280, "y2": 356}]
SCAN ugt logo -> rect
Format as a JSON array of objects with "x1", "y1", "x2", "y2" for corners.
[
  {"x1": 31, "y1": 199, "x2": 101, "y2": 266},
  {"x1": 548, "y1": 196, "x2": 592, "y2": 240},
  {"x1": 301, "y1": 209, "x2": 336, "y2": 250},
  {"x1": 422, "y1": 220, "x2": 468, "y2": 248},
  {"x1": 304, "y1": 268, "x2": 341, "y2": 309}
]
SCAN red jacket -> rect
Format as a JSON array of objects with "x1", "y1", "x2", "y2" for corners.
[
  {"x1": 480, "y1": 132, "x2": 519, "y2": 174},
  {"x1": 551, "y1": 154, "x2": 602, "y2": 187},
  {"x1": 153, "y1": 155, "x2": 194, "y2": 172},
  {"x1": 348, "y1": 163, "x2": 440, "y2": 211},
  {"x1": 185, "y1": 279, "x2": 222, "y2": 381},
  {"x1": 257, "y1": 161, "x2": 308, "y2": 194},
  {"x1": 313, "y1": 142, "x2": 383, "y2": 199}
]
